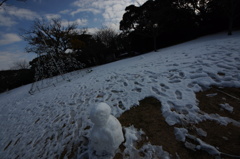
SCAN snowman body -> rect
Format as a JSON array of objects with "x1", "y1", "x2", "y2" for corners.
[{"x1": 89, "y1": 103, "x2": 124, "y2": 158}]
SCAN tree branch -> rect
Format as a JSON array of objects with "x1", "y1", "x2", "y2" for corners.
[{"x1": 0, "y1": 0, "x2": 8, "y2": 6}]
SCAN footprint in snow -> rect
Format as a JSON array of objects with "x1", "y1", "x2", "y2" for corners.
[
  {"x1": 152, "y1": 87, "x2": 167, "y2": 97},
  {"x1": 71, "y1": 93, "x2": 78, "y2": 99},
  {"x1": 132, "y1": 87, "x2": 142, "y2": 93},
  {"x1": 118, "y1": 101, "x2": 126, "y2": 110},
  {"x1": 187, "y1": 82, "x2": 197, "y2": 88},
  {"x1": 234, "y1": 57, "x2": 240, "y2": 61},
  {"x1": 217, "y1": 64, "x2": 234, "y2": 70},
  {"x1": 134, "y1": 81, "x2": 144, "y2": 86},
  {"x1": 169, "y1": 79, "x2": 181, "y2": 83},
  {"x1": 175, "y1": 90, "x2": 182, "y2": 100},
  {"x1": 179, "y1": 72, "x2": 185, "y2": 78},
  {"x1": 160, "y1": 83, "x2": 170, "y2": 92}
]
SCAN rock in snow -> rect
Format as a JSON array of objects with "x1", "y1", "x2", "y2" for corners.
[{"x1": 89, "y1": 102, "x2": 124, "y2": 159}]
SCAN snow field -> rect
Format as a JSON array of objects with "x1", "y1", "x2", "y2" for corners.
[{"x1": 0, "y1": 32, "x2": 240, "y2": 158}]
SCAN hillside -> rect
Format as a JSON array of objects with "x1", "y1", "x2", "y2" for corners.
[{"x1": 0, "y1": 32, "x2": 240, "y2": 158}]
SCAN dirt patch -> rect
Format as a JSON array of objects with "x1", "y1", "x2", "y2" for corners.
[
  {"x1": 195, "y1": 87, "x2": 240, "y2": 157},
  {"x1": 115, "y1": 87, "x2": 240, "y2": 159},
  {"x1": 196, "y1": 87, "x2": 240, "y2": 121},
  {"x1": 117, "y1": 97, "x2": 211, "y2": 159}
]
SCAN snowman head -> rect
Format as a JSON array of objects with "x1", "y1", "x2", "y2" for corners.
[{"x1": 90, "y1": 102, "x2": 111, "y2": 126}]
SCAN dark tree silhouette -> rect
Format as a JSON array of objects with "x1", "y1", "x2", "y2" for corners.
[
  {"x1": 93, "y1": 27, "x2": 119, "y2": 63},
  {"x1": 0, "y1": 0, "x2": 8, "y2": 6},
  {"x1": 120, "y1": 0, "x2": 197, "y2": 52}
]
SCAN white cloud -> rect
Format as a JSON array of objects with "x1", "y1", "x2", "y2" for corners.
[
  {"x1": 86, "y1": 27, "x2": 99, "y2": 34},
  {"x1": 60, "y1": 9, "x2": 71, "y2": 14},
  {"x1": 0, "y1": 51, "x2": 20, "y2": 70},
  {"x1": 74, "y1": 19, "x2": 88, "y2": 26},
  {"x1": 70, "y1": 8, "x2": 101, "y2": 16},
  {"x1": 62, "y1": 19, "x2": 88, "y2": 27},
  {"x1": 5, "y1": 6, "x2": 39, "y2": 20},
  {"x1": 0, "y1": 33, "x2": 22, "y2": 45},
  {"x1": 92, "y1": 0, "x2": 146, "y2": 30},
  {"x1": 75, "y1": 27, "x2": 99, "y2": 34},
  {"x1": 71, "y1": 0, "x2": 147, "y2": 30},
  {"x1": 0, "y1": 5, "x2": 39, "y2": 28},
  {"x1": 72, "y1": 0, "x2": 95, "y2": 8},
  {"x1": 45, "y1": 14, "x2": 61, "y2": 20},
  {"x1": 0, "y1": 50, "x2": 36, "y2": 70},
  {"x1": 0, "y1": 14, "x2": 17, "y2": 27}
]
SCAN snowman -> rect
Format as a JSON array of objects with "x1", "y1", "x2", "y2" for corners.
[{"x1": 89, "y1": 102, "x2": 124, "y2": 159}]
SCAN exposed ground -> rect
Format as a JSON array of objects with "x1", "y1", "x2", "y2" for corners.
[{"x1": 115, "y1": 87, "x2": 240, "y2": 159}]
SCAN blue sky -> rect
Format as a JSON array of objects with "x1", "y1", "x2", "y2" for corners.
[{"x1": 0, "y1": 0, "x2": 146, "y2": 70}]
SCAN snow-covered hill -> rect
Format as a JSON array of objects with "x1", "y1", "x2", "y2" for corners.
[{"x1": 0, "y1": 32, "x2": 240, "y2": 158}]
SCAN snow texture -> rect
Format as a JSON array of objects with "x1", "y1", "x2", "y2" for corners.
[
  {"x1": 174, "y1": 127, "x2": 188, "y2": 142},
  {"x1": 206, "y1": 93, "x2": 218, "y2": 97},
  {"x1": 123, "y1": 126, "x2": 170, "y2": 159},
  {"x1": 219, "y1": 103, "x2": 233, "y2": 112},
  {"x1": 0, "y1": 32, "x2": 240, "y2": 158},
  {"x1": 195, "y1": 127, "x2": 207, "y2": 137},
  {"x1": 196, "y1": 138, "x2": 220, "y2": 155}
]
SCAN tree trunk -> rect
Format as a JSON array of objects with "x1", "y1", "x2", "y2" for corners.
[
  {"x1": 228, "y1": 17, "x2": 233, "y2": 35},
  {"x1": 153, "y1": 35, "x2": 157, "y2": 52},
  {"x1": 228, "y1": 0, "x2": 235, "y2": 36}
]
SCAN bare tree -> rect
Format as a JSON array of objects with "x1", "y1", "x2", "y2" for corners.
[
  {"x1": 10, "y1": 60, "x2": 30, "y2": 70},
  {"x1": 93, "y1": 27, "x2": 119, "y2": 62},
  {"x1": 21, "y1": 18, "x2": 85, "y2": 82},
  {"x1": 94, "y1": 27, "x2": 118, "y2": 49},
  {"x1": 0, "y1": 0, "x2": 8, "y2": 6},
  {"x1": 21, "y1": 18, "x2": 79, "y2": 56},
  {"x1": 0, "y1": 0, "x2": 27, "y2": 7}
]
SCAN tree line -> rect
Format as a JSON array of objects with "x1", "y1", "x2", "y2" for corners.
[
  {"x1": 23, "y1": 0, "x2": 240, "y2": 74},
  {"x1": 119, "y1": 0, "x2": 240, "y2": 52}
]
